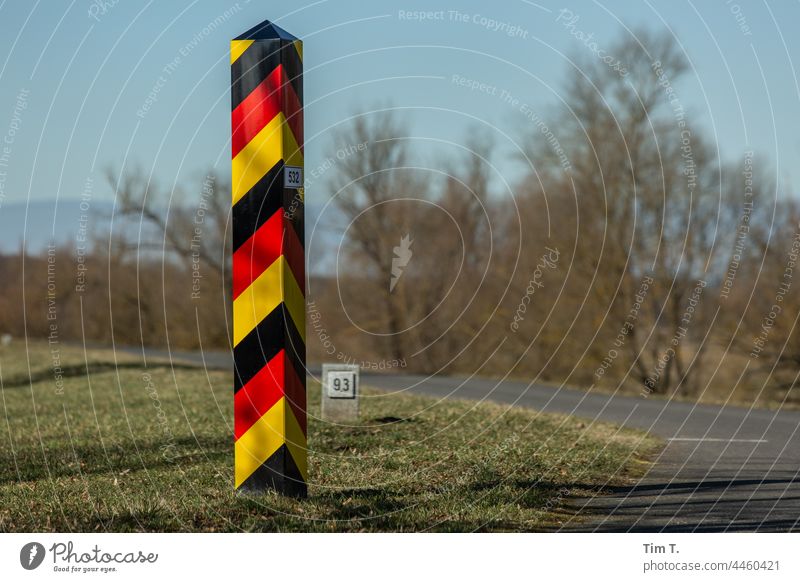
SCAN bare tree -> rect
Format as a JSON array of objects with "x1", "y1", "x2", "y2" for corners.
[
  {"x1": 105, "y1": 166, "x2": 230, "y2": 278},
  {"x1": 328, "y1": 110, "x2": 429, "y2": 363},
  {"x1": 519, "y1": 30, "x2": 732, "y2": 396}
]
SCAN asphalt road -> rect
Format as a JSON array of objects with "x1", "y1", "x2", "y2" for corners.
[
  {"x1": 133, "y1": 347, "x2": 800, "y2": 532},
  {"x1": 352, "y1": 371, "x2": 800, "y2": 532}
]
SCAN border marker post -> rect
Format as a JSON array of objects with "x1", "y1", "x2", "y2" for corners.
[{"x1": 231, "y1": 19, "x2": 307, "y2": 497}]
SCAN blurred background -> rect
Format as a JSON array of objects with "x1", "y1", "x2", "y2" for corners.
[{"x1": 1, "y1": 0, "x2": 799, "y2": 407}]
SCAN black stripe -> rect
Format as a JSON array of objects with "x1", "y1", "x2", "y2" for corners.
[
  {"x1": 234, "y1": 305, "x2": 305, "y2": 393},
  {"x1": 231, "y1": 40, "x2": 302, "y2": 111},
  {"x1": 280, "y1": 41, "x2": 303, "y2": 104},
  {"x1": 231, "y1": 164, "x2": 305, "y2": 253},
  {"x1": 232, "y1": 162, "x2": 283, "y2": 252},
  {"x1": 237, "y1": 444, "x2": 306, "y2": 497},
  {"x1": 235, "y1": 21, "x2": 298, "y2": 42}
]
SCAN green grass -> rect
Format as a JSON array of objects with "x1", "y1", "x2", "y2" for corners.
[{"x1": 0, "y1": 341, "x2": 659, "y2": 532}]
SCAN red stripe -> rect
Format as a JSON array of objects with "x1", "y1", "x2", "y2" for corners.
[
  {"x1": 231, "y1": 66, "x2": 282, "y2": 159},
  {"x1": 234, "y1": 350, "x2": 284, "y2": 440},
  {"x1": 233, "y1": 350, "x2": 307, "y2": 440},
  {"x1": 231, "y1": 64, "x2": 303, "y2": 159},
  {"x1": 232, "y1": 210, "x2": 305, "y2": 300}
]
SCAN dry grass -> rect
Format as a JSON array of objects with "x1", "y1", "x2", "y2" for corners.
[{"x1": 0, "y1": 341, "x2": 659, "y2": 531}]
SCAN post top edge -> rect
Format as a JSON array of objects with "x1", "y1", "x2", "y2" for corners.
[{"x1": 234, "y1": 19, "x2": 299, "y2": 41}]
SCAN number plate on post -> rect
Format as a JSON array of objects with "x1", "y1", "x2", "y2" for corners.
[
  {"x1": 284, "y1": 166, "x2": 303, "y2": 189},
  {"x1": 321, "y1": 363, "x2": 359, "y2": 421},
  {"x1": 326, "y1": 370, "x2": 357, "y2": 399}
]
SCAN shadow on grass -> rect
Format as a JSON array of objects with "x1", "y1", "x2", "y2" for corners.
[
  {"x1": 0, "y1": 434, "x2": 228, "y2": 483},
  {"x1": 371, "y1": 416, "x2": 416, "y2": 424},
  {"x1": 2, "y1": 360, "x2": 204, "y2": 389},
  {"x1": 242, "y1": 485, "x2": 530, "y2": 532}
]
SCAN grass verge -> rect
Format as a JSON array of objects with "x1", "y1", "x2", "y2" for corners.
[{"x1": 0, "y1": 341, "x2": 659, "y2": 531}]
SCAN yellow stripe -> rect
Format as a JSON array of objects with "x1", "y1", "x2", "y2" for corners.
[
  {"x1": 231, "y1": 112, "x2": 304, "y2": 205},
  {"x1": 283, "y1": 115, "x2": 303, "y2": 168},
  {"x1": 285, "y1": 406, "x2": 308, "y2": 480},
  {"x1": 235, "y1": 398, "x2": 284, "y2": 488},
  {"x1": 293, "y1": 40, "x2": 303, "y2": 61},
  {"x1": 234, "y1": 398, "x2": 308, "y2": 487},
  {"x1": 232, "y1": 256, "x2": 306, "y2": 346},
  {"x1": 231, "y1": 40, "x2": 254, "y2": 64}
]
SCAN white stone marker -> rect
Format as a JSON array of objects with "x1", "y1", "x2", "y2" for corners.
[{"x1": 321, "y1": 363, "x2": 359, "y2": 422}]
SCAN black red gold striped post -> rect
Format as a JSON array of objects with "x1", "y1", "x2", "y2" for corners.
[{"x1": 231, "y1": 20, "x2": 306, "y2": 497}]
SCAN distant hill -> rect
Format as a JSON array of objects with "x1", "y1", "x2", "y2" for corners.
[
  {"x1": 0, "y1": 198, "x2": 342, "y2": 274},
  {"x1": 0, "y1": 199, "x2": 115, "y2": 254}
]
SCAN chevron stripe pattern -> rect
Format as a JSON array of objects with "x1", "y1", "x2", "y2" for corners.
[{"x1": 231, "y1": 20, "x2": 306, "y2": 497}]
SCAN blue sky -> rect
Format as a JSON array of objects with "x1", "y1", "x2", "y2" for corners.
[{"x1": 0, "y1": 0, "x2": 798, "y2": 213}]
